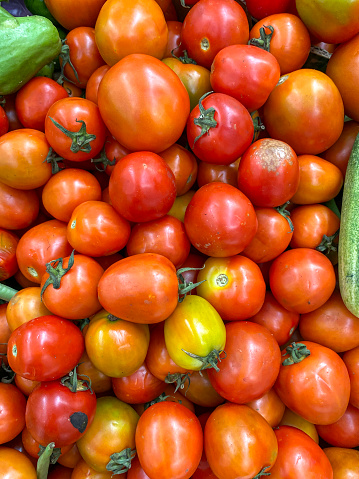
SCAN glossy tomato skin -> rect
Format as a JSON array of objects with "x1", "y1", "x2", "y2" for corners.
[
  {"x1": 97, "y1": 253, "x2": 179, "y2": 324},
  {"x1": 159, "y1": 143, "x2": 198, "y2": 196},
  {"x1": 275, "y1": 341, "x2": 351, "y2": 425},
  {"x1": 246, "y1": 388, "x2": 286, "y2": 428},
  {"x1": 186, "y1": 92, "x2": 254, "y2": 165},
  {"x1": 0, "y1": 383, "x2": 26, "y2": 444},
  {"x1": 85, "y1": 64, "x2": 111, "y2": 105},
  {"x1": 98, "y1": 54, "x2": 190, "y2": 153},
  {"x1": 6, "y1": 286, "x2": 51, "y2": 332},
  {"x1": 204, "y1": 403, "x2": 278, "y2": 479},
  {"x1": 197, "y1": 157, "x2": 239, "y2": 188},
  {"x1": 246, "y1": 0, "x2": 292, "y2": 19},
  {"x1": 0, "y1": 183, "x2": 39, "y2": 231},
  {"x1": 44, "y1": 0, "x2": 107, "y2": 30},
  {"x1": 76, "y1": 350, "x2": 112, "y2": 395},
  {"x1": 322, "y1": 120, "x2": 359, "y2": 176},
  {"x1": 269, "y1": 248, "x2": 336, "y2": 314},
  {"x1": 269, "y1": 426, "x2": 333, "y2": 479},
  {"x1": 0, "y1": 447, "x2": 37, "y2": 479},
  {"x1": 210, "y1": 45, "x2": 281, "y2": 112},
  {"x1": 7, "y1": 315, "x2": 85, "y2": 382},
  {"x1": 263, "y1": 69, "x2": 344, "y2": 155},
  {"x1": 109, "y1": 151, "x2": 177, "y2": 223},
  {"x1": 343, "y1": 346, "x2": 359, "y2": 408},
  {"x1": 135, "y1": 401, "x2": 203, "y2": 479},
  {"x1": 184, "y1": 182, "x2": 258, "y2": 257},
  {"x1": 237, "y1": 138, "x2": 299, "y2": 207},
  {"x1": 316, "y1": 403, "x2": 359, "y2": 448},
  {"x1": 95, "y1": 0, "x2": 168, "y2": 66},
  {"x1": 0, "y1": 228, "x2": 18, "y2": 281},
  {"x1": 196, "y1": 255, "x2": 266, "y2": 321},
  {"x1": 208, "y1": 321, "x2": 281, "y2": 404},
  {"x1": 278, "y1": 407, "x2": 319, "y2": 443},
  {"x1": 180, "y1": 369, "x2": 225, "y2": 408},
  {"x1": 181, "y1": 0, "x2": 249, "y2": 69},
  {"x1": 25, "y1": 379, "x2": 97, "y2": 448},
  {"x1": 323, "y1": 447, "x2": 359, "y2": 478},
  {"x1": 0, "y1": 105, "x2": 9, "y2": 136},
  {"x1": 15, "y1": 77, "x2": 69, "y2": 131}
]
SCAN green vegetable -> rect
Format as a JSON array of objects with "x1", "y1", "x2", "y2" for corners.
[
  {"x1": 24, "y1": 0, "x2": 60, "y2": 26},
  {"x1": 338, "y1": 132, "x2": 359, "y2": 317},
  {"x1": 0, "y1": 6, "x2": 61, "y2": 95}
]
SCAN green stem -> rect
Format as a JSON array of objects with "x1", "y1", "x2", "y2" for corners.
[
  {"x1": 41, "y1": 250, "x2": 75, "y2": 300},
  {"x1": 248, "y1": 25, "x2": 274, "y2": 51},
  {"x1": 181, "y1": 348, "x2": 224, "y2": 372},
  {"x1": 165, "y1": 372, "x2": 191, "y2": 393},
  {"x1": 191, "y1": 91, "x2": 217, "y2": 147},
  {"x1": 177, "y1": 266, "x2": 206, "y2": 302},
  {"x1": 275, "y1": 201, "x2": 294, "y2": 232},
  {"x1": 37, "y1": 442, "x2": 55, "y2": 479},
  {"x1": 106, "y1": 448, "x2": 136, "y2": 475},
  {"x1": 0, "y1": 283, "x2": 18, "y2": 302},
  {"x1": 282, "y1": 342, "x2": 311, "y2": 366}
]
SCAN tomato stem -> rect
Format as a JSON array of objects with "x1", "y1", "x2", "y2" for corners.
[
  {"x1": 192, "y1": 91, "x2": 217, "y2": 147},
  {"x1": 181, "y1": 348, "x2": 225, "y2": 372},
  {"x1": 0, "y1": 283, "x2": 18, "y2": 302},
  {"x1": 40, "y1": 249, "x2": 75, "y2": 300},
  {"x1": 56, "y1": 41, "x2": 80, "y2": 86},
  {"x1": 43, "y1": 147, "x2": 65, "y2": 174},
  {"x1": 253, "y1": 465, "x2": 271, "y2": 478},
  {"x1": 177, "y1": 266, "x2": 206, "y2": 302},
  {"x1": 316, "y1": 230, "x2": 339, "y2": 255},
  {"x1": 106, "y1": 448, "x2": 136, "y2": 475},
  {"x1": 36, "y1": 442, "x2": 56, "y2": 479},
  {"x1": 49, "y1": 117, "x2": 96, "y2": 154},
  {"x1": 275, "y1": 201, "x2": 294, "y2": 232},
  {"x1": 165, "y1": 371, "x2": 191, "y2": 393},
  {"x1": 282, "y1": 342, "x2": 311, "y2": 366},
  {"x1": 248, "y1": 25, "x2": 274, "y2": 51}
]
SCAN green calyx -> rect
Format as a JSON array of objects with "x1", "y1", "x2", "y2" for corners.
[
  {"x1": 106, "y1": 448, "x2": 136, "y2": 475},
  {"x1": 60, "y1": 364, "x2": 93, "y2": 394},
  {"x1": 253, "y1": 465, "x2": 272, "y2": 478},
  {"x1": 316, "y1": 230, "x2": 339, "y2": 255},
  {"x1": 282, "y1": 342, "x2": 311, "y2": 366},
  {"x1": 248, "y1": 25, "x2": 274, "y2": 51},
  {"x1": 192, "y1": 91, "x2": 217, "y2": 147},
  {"x1": 181, "y1": 348, "x2": 225, "y2": 372},
  {"x1": 49, "y1": 117, "x2": 96, "y2": 154},
  {"x1": 41, "y1": 249, "x2": 75, "y2": 300},
  {"x1": 165, "y1": 371, "x2": 191, "y2": 394},
  {"x1": 177, "y1": 266, "x2": 206, "y2": 302}
]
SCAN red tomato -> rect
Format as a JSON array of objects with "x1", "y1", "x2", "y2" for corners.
[
  {"x1": 40, "y1": 252, "x2": 104, "y2": 320},
  {"x1": 0, "y1": 105, "x2": 9, "y2": 136},
  {"x1": 323, "y1": 447, "x2": 359, "y2": 479},
  {"x1": 135, "y1": 402, "x2": 203, "y2": 479},
  {"x1": 316, "y1": 403, "x2": 359, "y2": 448},
  {"x1": 0, "y1": 303, "x2": 11, "y2": 360},
  {"x1": 197, "y1": 157, "x2": 239, "y2": 188},
  {"x1": 15, "y1": 376, "x2": 40, "y2": 397},
  {"x1": 210, "y1": 44, "x2": 280, "y2": 112},
  {"x1": 85, "y1": 64, "x2": 111, "y2": 105},
  {"x1": 322, "y1": 120, "x2": 359, "y2": 176},
  {"x1": 246, "y1": 388, "x2": 286, "y2": 428},
  {"x1": 184, "y1": 182, "x2": 258, "y2": 257},
  {"x1": 262, "y1": 69, "x2": 344, "y2": 155},
  {"x1": 163, "y1": 20, "x2": 184, "y2": 58},
  {"x1": 7, "y1": 315, "x2": 84, "y2": 382},
  {"x1": 76, "y1": 350, "x2": 112, "y2": 395},
  {"x1": 269, "y1": 426, "x2": 333, "y2": 479},
  {"x1": 275, "y1": 341, "x2": 351, "y2": 425},
  {"x1": 0, "y1": 228, "x2": 18, "y2": 281},
  {"x1": 15, "y1": 77, "x2": 68, "y2": 131},
  {"x1": 98, "y1": 54, "x2": 190, "y2": 153},
  {"x1": 0, "y1": 383, "x2": 26, "y2": 444},
  {"x1": 179, "y1": 369, "x2": 225, "y2": 408},
  {"x1": 127, "y1": 456, "x2": 150, "y2": 479},
  {"x1": 67, "y1": 200, "x2": 131, "y2": 257},
  {"x1": 269, "y1": 248, "x2": 336, "y2": 314},
  {"x1": 186, "y1": 92, "x2": 254, "y2": 165},
  {"x1": 126, "y1": 215, "x2": 191, "y2": 268},
  {"x1": 159, "y1": 143, "x2": 198, "y2": 196},
  {"x1": 108, "y1": 151, "x2": 177, "y2": 223},
  {"x1": 181, "y1": 0, "x2": 249, "y2": 68},
  {"x1": 246, "y1": 0, "x2": 293, "y2": 19},
  {"x1": 342, "y1": 346, "x2": 359, "y2": 408},
  {"x1": 25, "y1": 377, "x2": 97, "y2": 448},
  {"x1": 44, "y1": 97, "x2": 106, "y2": 162},
  {"x1": 44, "y1": 0, "x2": 107, "y2": 30},
  {"x1": 237, "y1": 138, "x2": 299, "y2": 207},
  {"x1": 196, "y1": 255, "x2": 266, "y2": 321},
  {"x1": 204, "y1": 403, "x2": 278, "y2": 479},
  {"x1": 61, "y1": 27, "x2": 106, "y2": 88}
]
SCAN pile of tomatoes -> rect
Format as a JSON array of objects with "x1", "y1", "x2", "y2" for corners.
[{"x1": 1, "y1": 0, "x2": 359, "y2": 477}]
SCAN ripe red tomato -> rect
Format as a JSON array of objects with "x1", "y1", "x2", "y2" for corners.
[
  {"x1": 322, "y1": 120, "x2": 359, "y2": 176},
  {"x1": 275, "y1": 341, "x2": 351, "y2": 425},
  {"x1": 6, "y1": 287, "x2": 51, "y2": 333},
  {"x1": 0, "y1": 383, "x2": 26, "y2": 444},
  {"x1": 85, "y1": 64, "x2": 111, "y2": 105},
  {"x1": 0, "y1": 105, "x2": 9, "y2": 136},
  {"x1": 0, "y1": 228, "x2": 18, "y2": 281},
  {"x1": 159, "y1": 143, "x2": 198, "y2": 196},
  {"x1": 135, "y1": 401, "x2": 203, "y2": 479},
  {"x1": 98, "y1": 54, "x2": 190, "y2": 153},
  {"x1": 208, "y1": 321, "x2": 281, "y2": 404},
  {"x1": 343, "y1": 346, "x2": 359, "y2": 408},
  {"x1": 108, "y1": 151, "x2": 177, "y2": 223},
  {"x1": 7, "y1": 315, "x2": 85, "y2": 382},
  {"x1": 186, "y1": 92, "x2": 254, "y2": 165},
  {"x1": 246, "y1": 0, "x2": 293, "y2": 19},
  {"x1": 44, "y1": 0, "x2": 107, "y2": 30},
  {"x1": 184, "y1": 182, "x2": 258, "y2": 257},
  {"x1": 316, "y1": 403, "x2": 359, "y2": 448},
  {"x1": 246, "y1": 388, "x2": 286, "y2": 428}
]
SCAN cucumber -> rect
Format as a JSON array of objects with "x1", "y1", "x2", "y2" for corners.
[{"x1": 338, "y1": 132, "x2": 359, "y2": 317}]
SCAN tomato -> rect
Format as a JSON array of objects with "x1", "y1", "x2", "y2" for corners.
[
  {"x1": 85, "y1": 65, "x2": 111, "y2": 105},
  {"x1": 44, "y1": 97, "x2": 106, "y2": 162},
  {"x1": 7, "y1": 315, "x2": 85, "y2": 382},
  {"x1": 159, "y1": 143, "x2": 198, "y2": 196},
  {"x1": 316, "y1": 403, "x2": 359, "y2": 448},
  {"x1": 15, "y1": 219, "x2": 72, "y2": 284},
  {"x1": 76, "y1": 396, "x2": 139, "y2": 473},
  {"x1": 237, "y1": 138, "x2": 299, "y2": 207},
  {"x1": 296, "y1": 0, "x2": 359, "y2": 44},
  {"x1": 2, "y1": 93, "x2": 23, "y2": 131},
  {"x1": 322, "y1": 120, "x2": 359, "y2": 176},
  {"x1": 180, "y1": 369, "x2": 225, "y2": 408},
  {"x1": 0, "y1": 104, "x2": 9, "y2": 136},
  {"x1": 263, "y1": 69, "x2": 344, "y2": 155},
  {"x1": 186, "y1": 92, "x2": 254, "y2": 165},
  {"x1": 181, "y1": 0, "x2": 249, "y2": 69},
  {"x1": 246, "y1": 388, "x2": 286, "y2": 428},
  {"x1": 279, "y1": 408, "x2": 319, "y2": 443},
  {"x1": 98, "y1": 54, "x2": 190, "y2": 153},
  {"x1": 71, "y1": 458, "x2": 125, "y2": 478},
  {"x1": 246, "y1": 0, "x2": 293, "y2": 19},
  {"x1": 290, "y1": 155, "x2": 343, "y2": 204},
  {"x1": 204, "y1": 403, "x2": 278, "y2": 479},
  {"x1": 249, "y1": 291, "x2": 300, "y2": 346},
  {"x1": 127, "y1": 456, "x2": 150, "y2": 479},
  {"x1": 324, "y1": 447, "x2": 359, "y2": 479},
  {"x1": 343, "y1": 346, "x2": 359, "y2": 408},
  {"x1": 269, "y1": 426, "x2": 333, "y2": 479},
  {"x1": 0, "y1": 129, "x2": 52, "y2": 189},
  {"x1": 6, "y1": 286, "x2": 51, "y2": 331},
  {"x1": 61, "y1": 81, "x2": 83, "y2": 98},
  {"x1": 57, "y1": 443, "x2": 82, "y2": 469},
  {"x1": 162, "y1": 55, "x2": 212, "y2": 112},
  {"x1": 44, "y1": 0, "x2": 107, "y2": 30},
  {"x1": 85, "y1": 309, "x2": 150, "y2": 378},
  {"x1": 275, "y1": 341, "x2": 351, "y2": 425},
  {"x1": 21, "y1": 426, "x2": 70, "y2": 460},
  {"x1": 269, "y1": 248, "x2": 336, "y2": 314},
  {"x1": 98, "y1": 253, "x2": 182, "y2": 324},
  {"x1": 112, "y1": 362, "x2": 165, "y2": 404},
  {"x1": 210, "y1": 45, "x2": 280, "y2": 112},
  {"x1": 47, "y1": 465, "x2": 73, "y2": 479},
  {"x1": 108, "y1": 151, "x2": 176, "y2": 223},
  {"x1": 168, "y1": 190, "x2": 196, "y2": 223},
  {"x1": 76, "y1": 350, "x2": 112, "y2": 395},
  {"x1": 14, "y1": 376, "x2": 40, "y2": 397},
  {"x1": 326, "y1": 33, "x2": 359, "y2": 123},
  {"x1": 197, "y1": 157, "x2": 239, "y2": 188},
  {"x1": 0, "y1": 303, "x2": 11, "y2": 361},
  {"x1": 184, "y1": 182, "x2": 258, "y2": 257},
  {"x1": 135, "y1": 402, "x2": 203, "y2": 479},
  {"x1": 208, "y1": 321, "x2": 281, "y2": 403},
  {"x1": 249, "y1": 14, "x2": 311, "y2": 74},
  {"x1": 163, "y1": 20, "x2": 184, "y2": 58},
  {"x1": 61, "y1": 27, "x2": 106, "y2": 88},
  {"x1": 0, "y1": 383, "x2": 26, "y2": 444},
  {"x1": 0, "y1": 447, "x2": 36, "y2": 478},
  {"x1": 290, "y1": 204, "x2": 340, "y2": 252},
  {"x1": 15, "y1": 77, "x2": 68, "y2": 132},
  {"x1": 0, "y1": 228, "x2": 18, "y2": 281},
  {"x1": 196, "y1": 255, "x2": 266, "y2": 321},
  {"x1": 126, "y1": 215, "x2": 191, "y2": 268},
  {"x1": 67, "y1": 200, "x2": 131, "y2": 257},
  {"x1": 42, "y1": 168, "x2": 102, "y2": 223}
]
